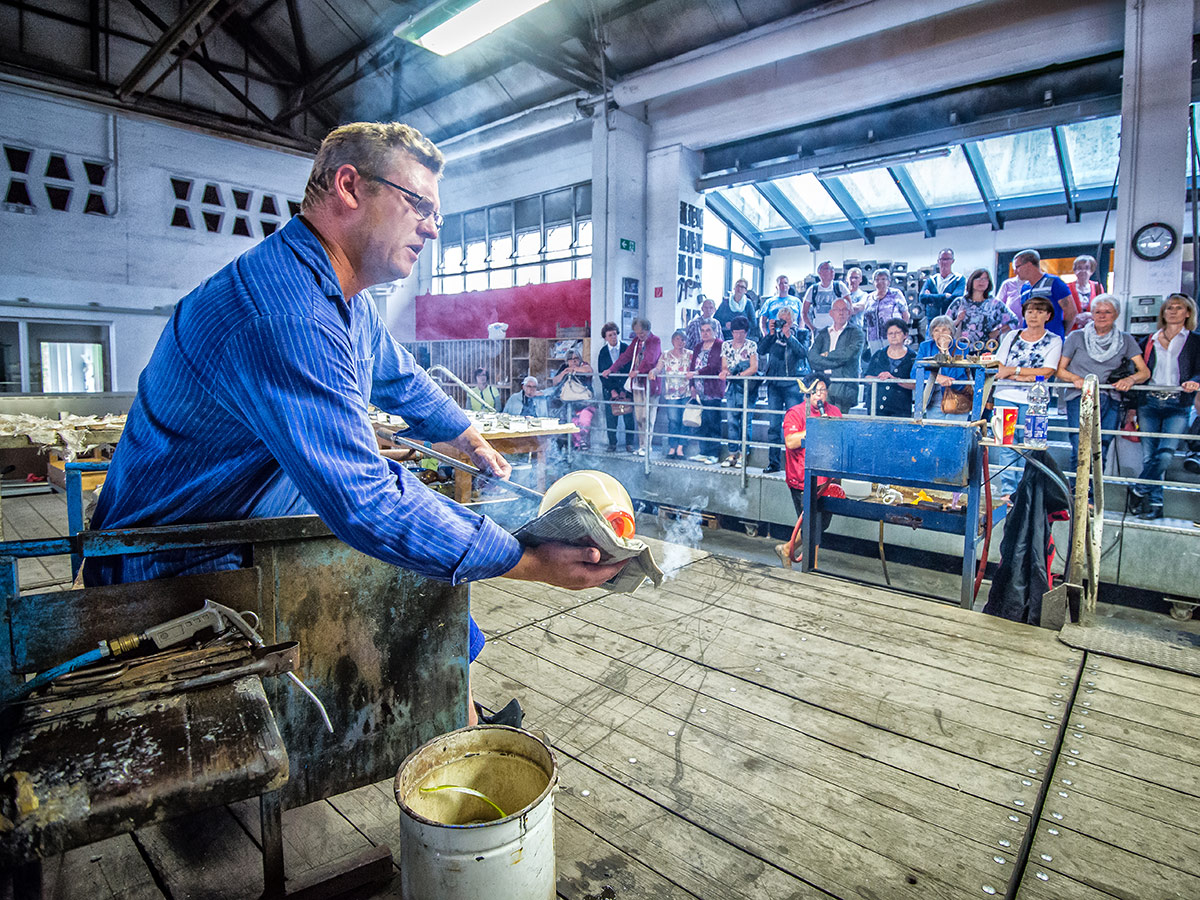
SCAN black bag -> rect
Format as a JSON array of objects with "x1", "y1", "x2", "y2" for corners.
[{"x1": 1105, "y1": 356, "x2": 1135, "y2": 384}]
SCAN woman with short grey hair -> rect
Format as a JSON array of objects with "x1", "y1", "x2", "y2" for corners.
[
  {"x1": 913, "y1": 315, "x2": 967, "y2": 420},
  {"x1": 1056, "y1": 294, "x2": 1149, "y2": 469}
]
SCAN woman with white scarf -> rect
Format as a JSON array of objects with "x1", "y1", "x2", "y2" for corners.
[{"x1": 1056, "y1": 294, "x2": 1149, "y2": 469}]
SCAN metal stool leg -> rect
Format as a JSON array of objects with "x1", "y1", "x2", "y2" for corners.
[{"x1": 260, "y1": 790, "x2": 285, "y2": 898}]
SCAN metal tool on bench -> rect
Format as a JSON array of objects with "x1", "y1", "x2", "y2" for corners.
[{"x1": 5, "y1": 599, "x2": 333, "y2": 732}]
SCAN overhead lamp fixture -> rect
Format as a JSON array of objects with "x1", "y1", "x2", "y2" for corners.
[
  {"x1": 394, "y1": 0, "x2": 554, "y2": 56},
  {"x1": 818, "y1": 147, "x2": 953, "y2": 178}
]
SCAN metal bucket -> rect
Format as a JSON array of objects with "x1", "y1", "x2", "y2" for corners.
[{"x1": 394, "y1": 725, "x2": 558, "y2": 900}]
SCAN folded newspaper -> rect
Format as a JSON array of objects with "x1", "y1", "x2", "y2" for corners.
[{"x1": 512, "y1": 493, "x2": 663, "y2": 593}]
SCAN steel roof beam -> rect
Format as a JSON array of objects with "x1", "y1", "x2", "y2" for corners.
[
  {"x1": 284, "y1": 0, "x2": 311, "y2": 78},
  {"x1": 888, "y1": 166, "x2": 935, "y2": 238},
  {"x1": 816, "y1": 178, "x2": 873, "y2": 244},
  {"x1": 961, "y1": 142, "x2": 1003, "y2": 231},
  {"x1": 754, "y1": 182, "x2": 820, "y2": 250},
  {"x1": 116, "y1": 0, "x2": 223, "y2": 99},
  {"x1": 1051, "y1": 125, "x2": 1080, "y2": 223},
  {"x1": 702, "y1": 194, "x2": 766, "y2": 257}
]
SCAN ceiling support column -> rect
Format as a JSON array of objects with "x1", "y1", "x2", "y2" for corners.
[
  {"x1": 591, "y1": 107, "x2": 648, "y2": 352},
  {"x1": 1112, "y1": 0, "x2": 1192, "y2": 317}
]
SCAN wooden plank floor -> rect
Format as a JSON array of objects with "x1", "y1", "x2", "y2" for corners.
[{"x1": 5, "y1": 494, "x2": 1199, "y2": 899}]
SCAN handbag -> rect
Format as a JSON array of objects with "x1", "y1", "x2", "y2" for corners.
[
  {"x1": 559, "y1": 378, "x2": 592, "y2": 402},
  {"x1": 682, "y1": 400, "x2": 703, "y2": 428},
  {"x1": 610, "y1": 400, "x2": 633, "y2": 416},
  {"x1": 940, "y1": 384, "x2": 973, "y2": 415},
  {"x1": 1106, "y1": 356, "x2": 1135, "y2": 384}
]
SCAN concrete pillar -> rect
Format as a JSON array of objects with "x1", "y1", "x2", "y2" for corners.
[
  {"x1": 1112, "y1": 0, "x2": 1193, "y2": 318},
  {"x1": 646, "y1": 144, "x2": 704, "y2": 336},
  {"x1": 591, "y1": 107, "x2": 648, "y2": 351}
]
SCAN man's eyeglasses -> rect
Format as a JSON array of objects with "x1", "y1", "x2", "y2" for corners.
[{"x1": 365, "y1": 175, "x2": 444, "y2": 228}]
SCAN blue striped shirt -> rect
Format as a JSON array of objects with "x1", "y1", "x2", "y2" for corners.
[{"x1": 85, "y1": 217, "x2": 523, "y2": 637}]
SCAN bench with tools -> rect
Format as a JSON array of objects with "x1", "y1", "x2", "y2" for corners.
[
  {"x1": 0, "y1": 569, "x2": 311, "y2": 899},
  {"x1": 1, "y1": 514, "x2": 470, "y2": 898}
]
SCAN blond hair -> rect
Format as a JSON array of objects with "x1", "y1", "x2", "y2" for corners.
[
  {"x1": 1160, "y1": 293, "x2": 1198, "y2": 331},
  {"x1": 302, "y1": 122, "x2": 444, "y2": 210}
]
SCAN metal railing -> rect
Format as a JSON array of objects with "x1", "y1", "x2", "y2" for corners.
[{"x1": 561, "y1": 371, "x2": 1198, "y2": 501}]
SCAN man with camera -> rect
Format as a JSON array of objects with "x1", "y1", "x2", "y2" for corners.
[
  {"x1": 757, "y1": 306, "x2": 810, "y2": 473},
  {"x1": 759, "y1": 274, "x2": 801, "y2": 339}
]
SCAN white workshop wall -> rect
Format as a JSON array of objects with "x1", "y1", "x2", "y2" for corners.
[{"x1": 0, "y1": 85, "x2": 313, "y2": 392}]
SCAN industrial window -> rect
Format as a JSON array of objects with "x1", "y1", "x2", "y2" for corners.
[
  {"x1": 434, "y1": 181, "x2": 591, "y2": 294},
  {"x1": 703, "y1": 112, "x2": 1129, "y2": 247},
  {"x1": 701, "y1": 202, "x2": 763, "y2": 300},
  {"x1": 45, "y1": 185, "x2": 71, "y2": 211},
  {"x1": 167, "y1": 176, "x2": 295, "y2": 238},
  {"x1": 5, "y1": 179, "x2": 32, "y2": 207},
  {"x1": 2, "y1": 147, "x2": 115, "y2": 216},
  {"x1": 4, "y1": 146, "x2": 31, "y2": 174}
]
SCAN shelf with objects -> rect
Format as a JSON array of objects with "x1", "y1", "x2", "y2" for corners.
[{"x1": 801, "y1": 355, "x2": 1009, "y2": 609}]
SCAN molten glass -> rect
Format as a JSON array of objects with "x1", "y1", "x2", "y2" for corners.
[{"x1": 539, "y1": 470, "x2": 636, "y2": 538}]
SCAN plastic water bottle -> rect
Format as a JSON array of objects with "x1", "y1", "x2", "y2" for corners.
[{"x1": 1025, "y1": 376, "x2": 1049, "y2": 448}]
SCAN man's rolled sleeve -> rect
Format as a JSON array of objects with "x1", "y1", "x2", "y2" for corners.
[{"x1": 451, "y1": 513, "x2": 524, "y2": 585}]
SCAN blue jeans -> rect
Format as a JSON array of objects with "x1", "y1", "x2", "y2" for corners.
[
  {"x1": 767, "y1": 380, "x2": 801, "y2": 468},
  {"x1": 1065, "y1": 392, "x2": 1120, "y2": 471},
  {"x1": 724, "y1": 380, "x2": 750, "y2": 454},
  {"x1": 1135, "y1": 394, "x2": 1192, "y2": 505},
  {"x1": 663, "y1": 397, "x2": 688, "y2": 452},
  {"x1": 991, "y1": 402, "x2": 1028, "y2": 496}
]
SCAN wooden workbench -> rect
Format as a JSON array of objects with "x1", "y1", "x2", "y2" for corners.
[{"x1": 432, "y1": 418, "x2": 577, "y2": 502}]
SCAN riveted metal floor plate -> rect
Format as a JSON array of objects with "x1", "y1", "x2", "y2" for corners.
[{"x1": 1058, "y1": 621, "x2": 1200, "y2": 676}]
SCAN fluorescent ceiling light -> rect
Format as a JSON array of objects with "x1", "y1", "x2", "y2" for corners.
[{"x1": 395, "y1": 0, "x2": 554, "y2": 56}]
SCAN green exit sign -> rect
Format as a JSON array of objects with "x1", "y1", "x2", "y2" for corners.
[{"x1": 619, "y1": 238, "x2": 636, "y2": 252}]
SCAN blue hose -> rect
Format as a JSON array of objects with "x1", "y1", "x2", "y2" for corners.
[{"x1": 2, "y1": 644, "x2": 109, "y2": 707}]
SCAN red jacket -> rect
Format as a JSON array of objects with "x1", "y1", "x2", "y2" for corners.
[
  {"x1": 610, "y1": 332, "x2": 662, "y2": 395},
  {"x1": 688, "y1": 339, "x2": 724, "y2": 399}
]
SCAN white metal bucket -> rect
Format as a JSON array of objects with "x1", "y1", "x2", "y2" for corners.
[{"x1": 394, "y1": 725, "x2": 558, "y2": 900}]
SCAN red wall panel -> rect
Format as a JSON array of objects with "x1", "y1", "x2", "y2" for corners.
[{"x1": 414, "y1": 279, "x2": 591, "y2": 340}]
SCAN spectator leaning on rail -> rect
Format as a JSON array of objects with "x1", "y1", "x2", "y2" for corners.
[
  {"x1": 687, "y1": 321, "x2": 725, "y2": 462},
  {"x1": 1013, "y1": 249, "x2": 1075, "y2": 338},
  {"x1": 503, "y1": 375, "x2": 551, "y2": 418},
  {"x1": 801, "y1": 260, "x2": 850, "y2": 332},
  {"x1": 914, "y1": 315, "x2": 969, "y2": 421},
  {"x1": 597, "y1": 321, "x2": 635, "y2": 453},
  {"x1": 758, "y1": 305, "x2": 810, "y2": 473},
  {"x1": 946, "y1": 267, "x2": 1018, "y2": 346},
  {"x1": 601, "y1": 317, "x2": 661, "y2": 456},
  {"x1": 82, "y1": 121, "x2": 626, "y2": 730},
  {"x1": 1055, "y1": 294, "x2": 1149, "y2": 472},
  {"x1": 991, "y1": 295, "x2": 1063, "y2": 500},
  {"x1": 715, "y1": 278, "x2": 760, "y2": 342},
  {"x1": 1127, "y1": 292, "x2": 1200, "y2": 521},
  {"x1": 685, "y1": 296, "x2": 720, "y2": 351},
  {"x1": 918, "y1": 248, "x2": 965, "y2": 322},
  {"x1": 774, "y1": 375, "x2": 843, "y2": 568},
  {"x1": 719, "y1": 314, "x2": 759, "y2": 468},
  {"x1": 864, "y1": 318, "x2": 916, "y2": 418},
  {"x1": 809, "y1": 296, "x2": 865, "y2": 414},
  {"x1": 857, "y1": 268, "x2": 911, "y2": 354},
  {"x1": 759, "y1": 274, "x2": 802, "y2": 338},
  {"x1": 650, "y1": 329, "x2": 692, "y2": 459}
]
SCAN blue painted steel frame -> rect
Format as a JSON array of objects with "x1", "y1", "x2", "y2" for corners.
[{"x1": 801, "y1": 417, "x2": 1005, "y2": 609}]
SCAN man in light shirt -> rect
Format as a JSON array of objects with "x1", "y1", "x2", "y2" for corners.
[
  {"x1": 808, "y1": 297, "x2": 864, "y2": 412},
  {"x1": 801, "y1": 260, "x2": 850, "y2": 332}
]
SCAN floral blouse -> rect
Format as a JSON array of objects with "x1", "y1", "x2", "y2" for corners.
[
  {"x1": 863, "y1": 288, "x2": 909, "y2": 343},
  {"x1": 994, "y1": 330, "x2": 1063, "y2": 404},
  {"x1": 659, "y1": 349, "x2": 693, "y2": 400},
  {"x1": 947, "y1": 297, "x2": 1018, "y2": 346},
  {"x1": 721, "y1": 339, "x2": 757, "y2": 373}
]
